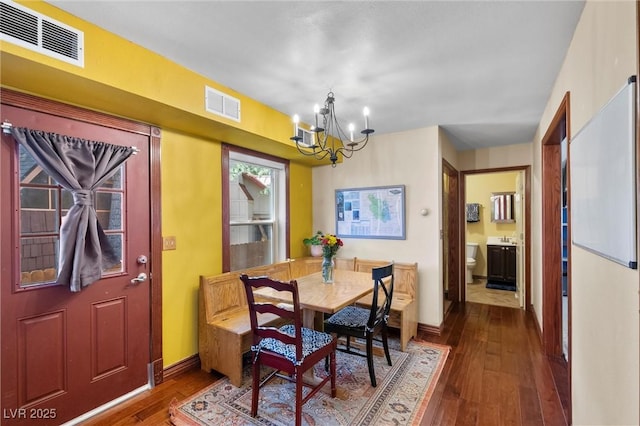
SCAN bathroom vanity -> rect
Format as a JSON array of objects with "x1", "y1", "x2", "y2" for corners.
[{"x1": 486, "y1": 237, "x2": 517, "y2": 290}]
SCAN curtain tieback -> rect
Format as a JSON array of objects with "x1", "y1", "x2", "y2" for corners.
[{"x1": 72, "y1": 189, "x2": 94, "y2": 206}]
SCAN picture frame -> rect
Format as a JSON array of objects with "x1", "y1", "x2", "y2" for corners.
[{"x1": 335, "y1": 185, "x2": 406, "y2": 239}]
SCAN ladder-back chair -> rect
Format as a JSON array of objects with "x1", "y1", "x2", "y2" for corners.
[{"x1": 240, "y1": 274, "x2": 337, "y2": 425}]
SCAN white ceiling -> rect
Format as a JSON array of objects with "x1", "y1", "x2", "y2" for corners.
[{"x1": 49, "y1": 0, "x2": 585, "y2": 150}]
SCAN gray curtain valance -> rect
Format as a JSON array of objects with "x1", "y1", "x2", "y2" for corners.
[{"x1": 11, "y1": 127, "x2": 136, "y2": 292}]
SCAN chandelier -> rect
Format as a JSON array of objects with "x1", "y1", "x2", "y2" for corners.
[{"x1": 290, "y1": 91, "x2": 374, "y2": 167}]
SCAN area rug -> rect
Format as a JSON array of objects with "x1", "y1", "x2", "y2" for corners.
[{"x1": 169, "y1": 339, "x2": 449, "y2": 426}]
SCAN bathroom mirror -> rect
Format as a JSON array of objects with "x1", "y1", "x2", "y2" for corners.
[{"x1": 490, "y1": 192, "x2": 515, "y2": 223}]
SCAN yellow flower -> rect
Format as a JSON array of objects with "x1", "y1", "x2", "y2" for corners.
[{"x1": 320, "y1": 233, "x2": 343, "y2": 257}]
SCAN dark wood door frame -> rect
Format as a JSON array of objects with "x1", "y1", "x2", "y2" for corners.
[
  {"x1": 443, "y1": 159, "x2": 460, "y2": 307},
  {"x1": 460, "y1": 166, "x2": 531, "y2": 310},
  {"x1": 541, "y1": 91, "x2": 571, "y2": 424},
  {"x1": 541, "y1": 92, "x2": 569, "y2": 358},
  {"x1": 0, "y1": 89, "x2": 164, "y2": 385}
]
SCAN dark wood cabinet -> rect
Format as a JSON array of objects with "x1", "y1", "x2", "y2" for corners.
[
  {"x1": 487, "y1": 244, "x2": 516, "y2": 284},
  {"x1": 504, "y1": 245, "x2": 517, "y2": 282},
  {"x1": 486, "y1": 245, "x2": 504, "y2": 282}
]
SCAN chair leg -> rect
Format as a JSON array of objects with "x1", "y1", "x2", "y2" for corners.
[
  {"x1": 382, "y1": 326, "x2": 392, "y2": 366},
  {"x1": 295, "y1": 368, "x2": 303, "y2": 426},
  {"x1": 366, "y1": 333, "x2": 377, "y2": 387},
  {"x1": 251, "y1": 359, "x2": 260, "y2": 417},
  {"x1": 330, "y1": 350, "x2": 337, "y2": 397}
]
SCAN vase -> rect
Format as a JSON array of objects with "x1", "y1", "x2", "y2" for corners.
[
  {"x1": 310, "y1": 245, "x2": 323, "y2": 257},
  {"x1": 321, "y1": 255, "x2": 335, "y2": 283}
]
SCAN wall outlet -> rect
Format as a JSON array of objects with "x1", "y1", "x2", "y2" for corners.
[{"x1": 163, "y1": 236, "x2": 177, "y2": 250}]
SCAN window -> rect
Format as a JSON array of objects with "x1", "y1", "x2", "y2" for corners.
[
  {"x1": 18, "y1": 144, "x2": 125, "y2": 287},
  {"x1": 222, "y1": 145, "x2": 289, "y2": 271}
]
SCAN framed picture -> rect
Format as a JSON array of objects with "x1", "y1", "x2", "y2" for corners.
[{"x1": 335, "y1": 185, "x2": 406, "y2": 239}]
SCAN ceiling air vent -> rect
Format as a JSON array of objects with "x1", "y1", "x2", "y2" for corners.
[
  {"x1": 205, "y1": 86, "x2": 241, "y2": 122},
  {"x1": 0, "y1": 0, "x2": 84, "y2": 67},
  {"x1": 297, "y1": 128, "x2": 315, "y2": 148}
]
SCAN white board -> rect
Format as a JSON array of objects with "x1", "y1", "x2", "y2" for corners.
[{"x1": 569, "y1": 77, "x2": 637, "y2": 269}]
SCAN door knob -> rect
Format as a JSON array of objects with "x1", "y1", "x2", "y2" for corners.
[{"x1": 130, "y1": 272, "x2": 147, "y2": 284}]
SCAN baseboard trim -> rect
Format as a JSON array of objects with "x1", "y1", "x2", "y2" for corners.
[
  {"x1": 163, "y1": 354, "x2": 200, "y2": 381},
  {"x1": 418, "y1": 322, "x2": 442, "y2": 336}
]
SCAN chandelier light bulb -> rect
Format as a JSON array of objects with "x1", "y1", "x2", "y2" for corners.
[
  {"x1": 348, "y1": 123, "x2": 355, "y2": 142},
  {"x1": 314, "y1": 104, "x2": 320, "y2": 128},
  {"x1": 292, "y1": 114, "x2": 299, "y2": 136},
  {"x1": 363, "y1": 107, "x2": 370, "y2": 130}
]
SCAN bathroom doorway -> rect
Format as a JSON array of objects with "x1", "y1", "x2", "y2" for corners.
[{"x1": 460, "y1": 166, "x2": 531, "y2": 310}]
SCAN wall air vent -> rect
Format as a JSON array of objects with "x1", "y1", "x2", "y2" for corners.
[
  {"x1": 0, "y1": 0, "x2": 84, "y2": 67},
  {"x1": 296, "y1": 128, "x2": 315, "y2": 148},
  {"x1": 205, "y1": 86, "x2": 241, "y2": 122}
]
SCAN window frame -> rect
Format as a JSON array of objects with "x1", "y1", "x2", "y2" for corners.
[{"x1": 222, "y1": 144, "x2": 290, "y2": 272}]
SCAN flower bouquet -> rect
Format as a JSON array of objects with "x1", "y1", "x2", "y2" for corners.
[{"x1": 320, "y1": 233, "x2": 343, "y2": 283}]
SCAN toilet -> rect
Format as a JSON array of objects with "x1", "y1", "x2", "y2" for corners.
[{"x1": 466, "y1": 242, "x2": 479, "y2": 284}]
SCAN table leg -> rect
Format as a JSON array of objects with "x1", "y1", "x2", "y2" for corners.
[{"x1": 302, "y1": 309, "x2": 316, "y2": 329}]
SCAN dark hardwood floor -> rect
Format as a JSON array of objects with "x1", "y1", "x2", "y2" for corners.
[
  {"x1": 420, "y1": 302, "x2": 567, "y2": 426},
  {"x1": 82, "y1": 302, "x2": 568, "y2": 425}
]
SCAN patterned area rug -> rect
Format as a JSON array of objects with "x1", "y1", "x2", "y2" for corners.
[{"x1": 169, "y1": 339, "x2": 449, "y2": 426}]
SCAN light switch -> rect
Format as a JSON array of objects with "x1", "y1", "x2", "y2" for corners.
[{"x1": 163, "y1": 236, "x2": 177, "y2": 250}]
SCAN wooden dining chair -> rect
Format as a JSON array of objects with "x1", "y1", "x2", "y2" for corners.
[
  {"x1": 323, "y1": 263, "x2": 394, "y2": 387},
  {"x1": 240, "y1": 274, "x2": 337, "y2": 426}
]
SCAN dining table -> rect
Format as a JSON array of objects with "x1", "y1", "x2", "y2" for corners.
[{"x1": 254, "y1": 268, "x2": 374, "y2": 331}]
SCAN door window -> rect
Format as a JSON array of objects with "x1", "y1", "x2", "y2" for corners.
[{"x1": 18, "y1": 145, "x2": 125, "y2": 288}]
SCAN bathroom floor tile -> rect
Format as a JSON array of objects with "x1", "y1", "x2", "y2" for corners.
[{"x1": 466, "y1": 279, "x2": 520, "y2": 308}]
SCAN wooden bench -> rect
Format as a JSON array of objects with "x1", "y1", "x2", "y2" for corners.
[
  {"x1": 288, "y1": 256, "x2": 322, "y2": 278},
  {"x1": 288, "y1": 256, "x2": 356, "y2": 278},
  {"x1": 335, "y1": 257, "x2": 356, "y2": 271},
  {"x1": 198, "y1": 262, "x2": 291, "y2": 387},
  {"x1": 353, "y1": 259, "x2": 418, "y2": 351}
]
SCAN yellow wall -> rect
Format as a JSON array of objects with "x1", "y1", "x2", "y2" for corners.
[
  {"x1": 1, "y1": 0, "x2": 315, "y2": 367},
  {"x1": 161, "y1": 131, "x2": 222, "y2": 364},
  {"x1": 159, "y1": 135, "x2": 313, "y2": 366},
  {"x1": 466, "y1": 171, "x2": 518, "y2": 277},
  {"x1": 289, "y1": 161, "x2": 315, "y2": 258}
]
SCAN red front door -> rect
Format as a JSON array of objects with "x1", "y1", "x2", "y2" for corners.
[{"x1": 1, "y1": 103, "x2": 152, "y2": 424}]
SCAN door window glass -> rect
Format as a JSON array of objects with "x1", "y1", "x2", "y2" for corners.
[{"x1": 18, "y1": 145, "x2": 125, "y2": 288}]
